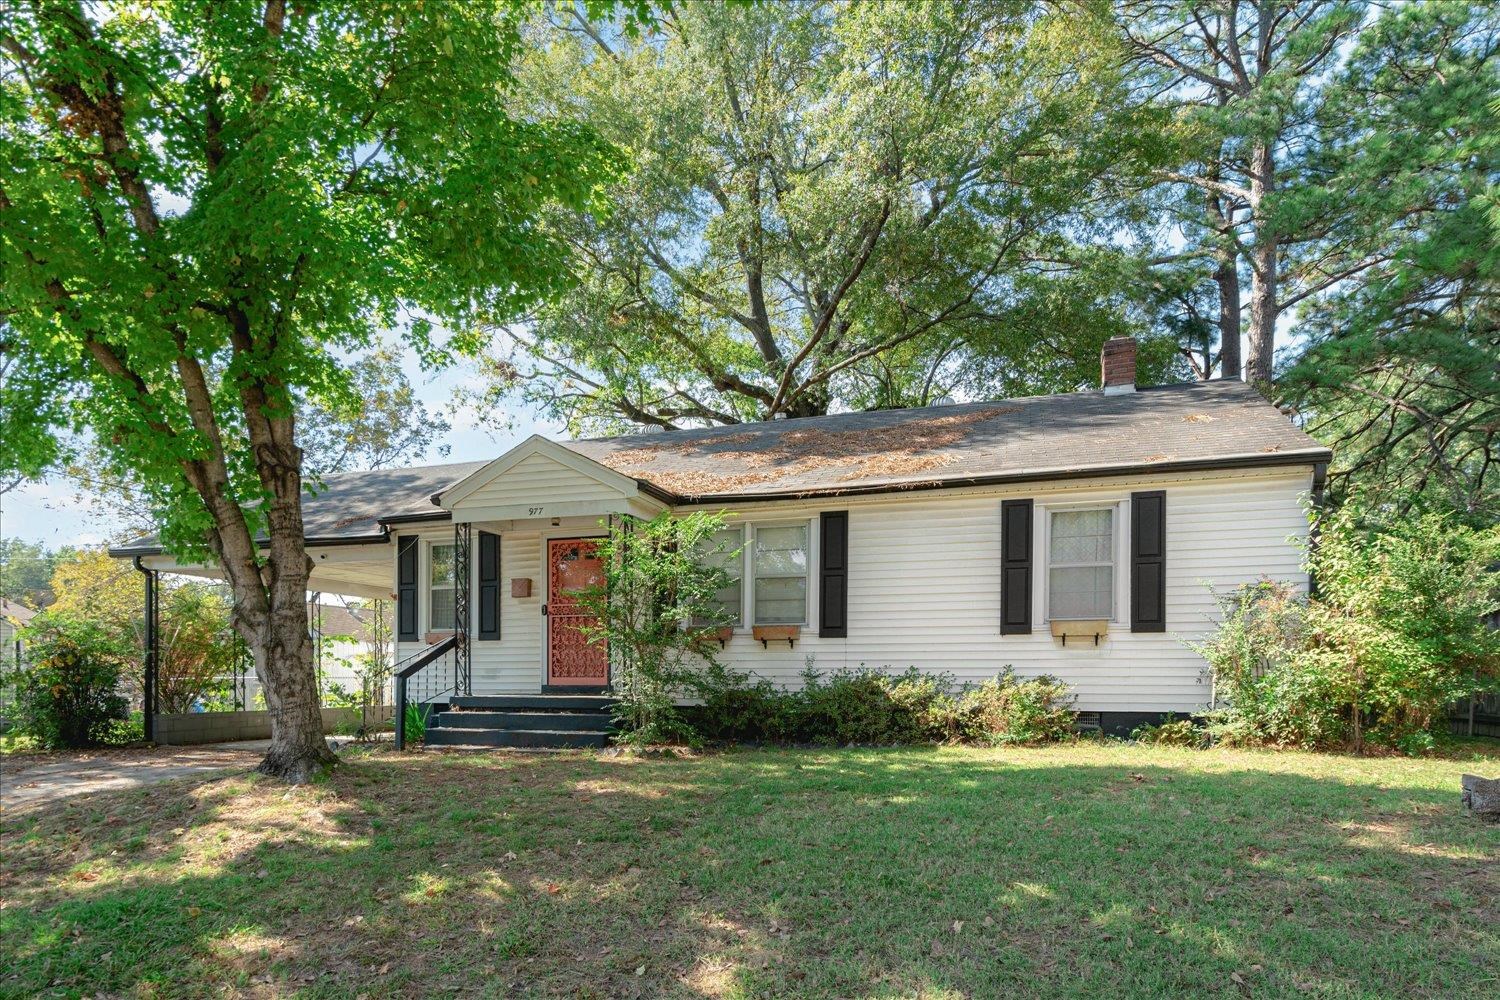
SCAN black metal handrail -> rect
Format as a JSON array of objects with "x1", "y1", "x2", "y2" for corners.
[{"x1": 394, "y1": 634, "x2": 458, "y2": 750}]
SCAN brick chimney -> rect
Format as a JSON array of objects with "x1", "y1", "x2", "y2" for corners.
[{"x1": 1100, "y1": 336, "x2": 1137, "y2": 394}]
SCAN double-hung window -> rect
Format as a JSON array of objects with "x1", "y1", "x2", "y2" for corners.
[
  {"x1": 429, "y1": 542, "x2": 455, "y2": 631},
  {"x1": 1047, "y1": 507, "x2": 1114, "y2": 620},
  {"x1": 698, "y1": 526, "x2": 745, "y2": 626},
  {"x1": 752, "y1": 523, "x2": 809, "y2": 625}
]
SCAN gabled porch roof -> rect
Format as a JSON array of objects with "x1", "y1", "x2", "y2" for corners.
[{"x1": 434, "y1": 435, "x2": 673, "y2": 522}]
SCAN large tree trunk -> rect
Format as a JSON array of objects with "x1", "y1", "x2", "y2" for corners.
[
  {"x1": 243, "y1": 374, "x2": 337, "y2": 782},
  {"x1": 1214, "y1": 254, "x2": 1241, "y2": 380},
  {"x1": 1245, "y1": 141, "x2": 1278, "y2": 386},
  {"x1": 1204, "y1": 146, "x2": 1242, "y2": 381},
  {"x1": 252, "y1": 587, "x2": 332, "y2": 783}
]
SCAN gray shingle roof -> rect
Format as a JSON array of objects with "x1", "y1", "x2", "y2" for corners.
[
  {"x1": 112, "y1": 380, "x2": 1327, "y2": 555},
  {"x1": 110, "y1": 460, "x2": 487, "y2": 556},
  {"x1": 565, "y1": 380, "x2": 1329, "y2": 500}
]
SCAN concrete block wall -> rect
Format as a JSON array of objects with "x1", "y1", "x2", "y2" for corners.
[{"x1": 154, "y1": 705, "x2": 393, "y2": 745}]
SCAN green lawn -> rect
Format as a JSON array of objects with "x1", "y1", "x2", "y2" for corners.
[{"x1": 2, "y1": 742, "x2": 1497, "y2": 999}]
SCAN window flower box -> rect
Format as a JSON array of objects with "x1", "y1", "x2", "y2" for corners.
[{"x1": 752, "y1": 624, "x2": 800, "y2": 649}]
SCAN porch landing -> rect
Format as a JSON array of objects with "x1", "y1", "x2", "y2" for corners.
[{"x1": 425, "y1": 694, "x2": 615, "y2": 749}]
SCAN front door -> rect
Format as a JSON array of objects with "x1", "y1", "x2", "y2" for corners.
[{"x1": 546, "y1": 538, "x2": 608, "y2": 687}]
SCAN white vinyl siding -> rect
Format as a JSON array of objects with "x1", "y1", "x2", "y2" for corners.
[
  {"x1": 686, "y1": 468, "x2": 1314, "y2": 713},
  {"x1": 395, "y1": 466, "x2": 1317, "y2": 714},
  {"x1": 1047, "y1": 507, "x2": 1115, "y2": 620},
  {"x1": 459, "y1": 452, "x2": 625, "y2": 509},
  {"x1": 751, "y1": 523, "x2": 809, "y2": 625},
  {"x1": 428, "y1": 543, "x2": 454, "y2": 631}
]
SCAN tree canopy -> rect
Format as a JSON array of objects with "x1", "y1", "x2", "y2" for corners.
[
  {"x1": 0, "y1": 0, "x2": 628, "y2": 779},
  {"x1": 470, "y1": 0, "x2": 1186, "y2": 434}
]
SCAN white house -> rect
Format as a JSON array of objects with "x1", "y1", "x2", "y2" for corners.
[
  {"x1": 113, "y1": 337, "x2": 1330, "y2": 745},
  {"x1": 1, "y1": 598, "x2": 36, "y2": 668},
  {"x1": 1, "y1": 598, "x2": 37, "y2": 718}
]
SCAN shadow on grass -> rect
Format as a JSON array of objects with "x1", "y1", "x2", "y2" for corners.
[{"x1": 1, "y1": 746, "x2": 1496, "y2": 999}]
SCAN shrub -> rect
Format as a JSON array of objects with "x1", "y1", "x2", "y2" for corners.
[
  {"x1": 402, "y1": 702, "x2": 431, "y2": 745},
  {"x1": 1193, "y1": 500, "x2": 1500, "y2": 753},
  {"x1": 1132, "y1": 715, "x2": 1207, "y2": 748},
  {"x1": 694, "y1": 674, "x2": 797, "y2": 743},
  {"x1": 576, "y1": 511, "x2": 738, "y2": 747},
  {"x1": 11, "y1": 612, "x2": 131, "y2": 748},
  {"x1": 791, "y1": 668, "x2": 942, "y2": 745},
  {"x1": 947, "y1": 670, "x2": 1076, "y2": 746},
  {"x1": 690, "y1": 665, "x2": 1075, "y2": 747}
]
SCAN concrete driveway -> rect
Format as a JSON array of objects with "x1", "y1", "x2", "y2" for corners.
[{"x1": 1, "y1": 741, "x2": 272, "y2": 812}]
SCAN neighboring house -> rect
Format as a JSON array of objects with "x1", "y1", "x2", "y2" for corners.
[
  {"x1": 311, "y1": 602, "x2": 387, "y2": 703},
  {"x1": 227, "y1": 602, "x2": 388, "y2": 708},
  {"x1": 1, "y1": 598, "x2": 37, "y2": 717},
  {"x1": 113, "y1": 337, "x2": 1331, "y2": 739},
  {"x1": 1, "y1": 598, "x2": 36, "y2": 671}
]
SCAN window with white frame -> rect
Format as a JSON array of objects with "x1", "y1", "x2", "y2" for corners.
[
  {"x1": 697, "y1": 526, "x2": 744, "y2": 626},
  {"x1": 752, "y1": 523, "x2": 809, "y2": 624},
  {"x1": 1047, "y1": 507, "x2": 1114, "y2": 620},
  {"x1": 429, "y1": 542, "x2": 455, "y2": 631}
]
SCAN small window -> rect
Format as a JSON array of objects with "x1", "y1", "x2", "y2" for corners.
[
  {"x1": 752, "y1": 523, "x2": 808, "y2": 624},
  {"x1": 429, "y1": 542, "x2": 455, "y2": 631},
  {"x1": 1048, "y1": 508, "x2": 1114, "y2": 620},
  {"x1": 696, "y1": 526, "x2": 744, "y2": 626}
]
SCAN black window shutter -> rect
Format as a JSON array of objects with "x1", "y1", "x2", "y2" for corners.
[
  {"x1": 396, "y1": 536, "x2": 419, "y2": 642},
  {"x1": 1131, "y1": 491, "x2": 1167, "y2": 632},
  {"x1": 1000, "y1": 499, "x2": 1033, "y2": 634},
  {"x1": 478, "y1": 531, "x2": 501, "y2": 640},
  {"x1": 819, "y1": 511, "x2": 848, "y2": 638}
]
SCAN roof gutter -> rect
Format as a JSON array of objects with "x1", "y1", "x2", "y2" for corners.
[
  {"x1": 108, "y1": 529, "x2": 394, "y2": 560},
  {"x1": 424, "y1": 477, "x2": 680, "y2": 509}
]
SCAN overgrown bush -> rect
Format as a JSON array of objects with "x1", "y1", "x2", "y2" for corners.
[
  {"x1": 1131, "y1": 715, "x2": 1207, "y2": 748},
  {"x1": 11, "y1": 612, "x2": 131, "y2": 748},
  {"x1": 690, "y1": 665, "x2": 1076, "y2": 747},
  {"x1": 943, "y1": 670, "x2": 1077, "y2": 745},
  {"x1": 577, "y1": 511, "x2": 738, "y2": 747},
  {"x1": 1194, "y1": 501, "x2": 1500, "y2": 753}
]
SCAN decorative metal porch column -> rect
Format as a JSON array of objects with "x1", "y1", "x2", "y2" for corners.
[
  {"x1": 453, "y1": 521, "x2": 472, "y2": 695},
  {"x1": 309, "y1": 591, "x2": 322, "y2": 701},
  {"x1": 133, "y1": 558, "x2": 159, "y2": 742}
]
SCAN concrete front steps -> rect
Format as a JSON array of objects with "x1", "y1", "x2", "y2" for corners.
[{"x1": 424, "y1": 694, "x2": 615, "y2": 750}]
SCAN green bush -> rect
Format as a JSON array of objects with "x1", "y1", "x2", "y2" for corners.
[
  {"x1": 575, "y1": 511, "x2": 737, "y2": 747},
  {"x1": 12, "y1": 612, "x2": 131, "y2": 749},
  {"x1": 1193, "y1": 501, "x2": 1500, "y2": 753},
  {"x1": 1131, "y1": 715, "x2": 1207, "y2": 748},
  {"x1": 947, "y1": 670, "x2": 1076, "y2": 746},
  {"x1": 690, "y1": 666, "x2": 1075, "y2": 747}
]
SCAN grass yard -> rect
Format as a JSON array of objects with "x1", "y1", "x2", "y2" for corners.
[{"x1": 1, "y1": 743, "x2": 1496, "y2": 999}]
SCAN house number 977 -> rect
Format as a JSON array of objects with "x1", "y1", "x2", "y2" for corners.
[{"x1": 528, "y1": 507, "x2": 544, "y2": 516}]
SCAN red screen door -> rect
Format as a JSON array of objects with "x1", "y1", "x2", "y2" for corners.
[{"x1": 547, "y1": 538, "x2": 608, "y2": 687}]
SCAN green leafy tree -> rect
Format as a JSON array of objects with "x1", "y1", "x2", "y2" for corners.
[
  {"x1": 300, "y1": 345, "x2": 451, "y2": 476},
  {"x1": 471, "y1": 0, "x2": 1181, "y2": 433},
  {"x1": 1276, "y1": 2, "x2": 1499, "y2": 520},
  {"x1": 0, "y1": 537, "x2": 70, "y2": 608},
  {"x1": 59, "y1": 344, "x2": 454, "y2": 536},
  {"x1": 11, "y1": 610, "x2": 131, "y2": 748},
  {"x1": 1194, "y1": 500, "x2": 1500, "y2": 753},
  {"x1": 1112, "y1": 0, "x2": 1369, "y2": 385},
  {"x1": 0, "y1": 1, "x2": 622, "y2": 780},
  {"x1": 575, "y1": 512, "x2": 737, "y2": 745}
]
